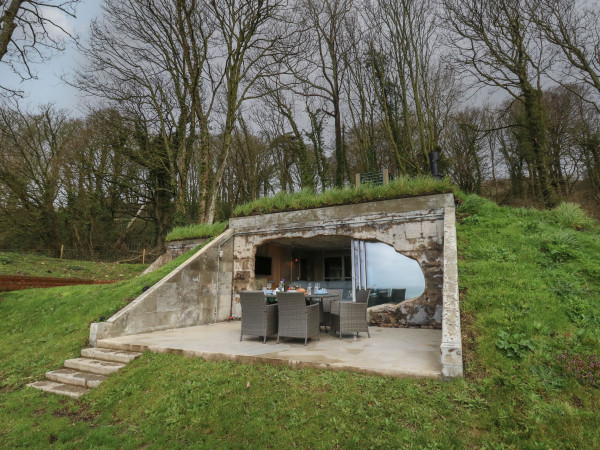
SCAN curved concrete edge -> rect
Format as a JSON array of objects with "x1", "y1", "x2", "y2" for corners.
[
  {"x1": 441, "y1": 199, "x2": 463, "y2": 378},
  {"x1": 90, "y1": 229, "x2": 234, "y2": 346}
]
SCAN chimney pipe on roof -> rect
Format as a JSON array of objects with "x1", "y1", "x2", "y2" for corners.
[{"x1": 429, "y1": 151, "x2": 441, "y2": 180}]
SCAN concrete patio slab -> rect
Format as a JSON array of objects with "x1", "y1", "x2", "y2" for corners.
[{"x1": 97, "y1": 322, "x2": 442, "y2": 379}]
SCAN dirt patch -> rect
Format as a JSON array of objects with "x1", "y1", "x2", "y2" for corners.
[
  {"x1": 52, "y1": 401, "x2": 97, "y2": 423},
  {"x1": 0, "y1": 275, "x2": 116, "y2": 292},
  {"x1": 460, "y1": 309, "x2": 486, "y2": 380},
  {"x1": 572, "y1": 394, "x2": 584, "y2": 408}
]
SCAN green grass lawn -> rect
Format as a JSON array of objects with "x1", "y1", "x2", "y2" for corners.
[
  {"x1": 1, "y1": 195, "x2": 599, "y2": 447},
  {"x1": 0, "y1": 251, "x2": 147, "y2": 280}
]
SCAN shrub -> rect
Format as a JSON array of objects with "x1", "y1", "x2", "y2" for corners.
[
  {"x1": 495, "y1": 331, "x2": 535, "y2": 359},
  {"x1": 551, "y1": 203, "x2": 596, "y2": 231},
  {"x1": 540, "y1": 231, "x2": 577, "y2": 263},
  {"x1": 457, "y1": 194, "x2": 491, "y2": 215}
]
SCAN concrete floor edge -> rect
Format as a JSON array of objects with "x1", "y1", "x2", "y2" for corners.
[{"x1": 97, "y1": 322, "x2": 442, "y2": 380}]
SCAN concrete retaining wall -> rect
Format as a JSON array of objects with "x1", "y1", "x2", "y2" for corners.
[
  {"x1": 440, "y1": 202, "x2": 464, "y2": 378},
  {"x1": 89, "y1": 230, "x2": 234, "y2": 346},
  {"x1": 142, "y1": 238, "x2": 208, "y2": 274}
]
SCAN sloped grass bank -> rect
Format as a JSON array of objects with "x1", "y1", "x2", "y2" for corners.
[
  {"x1": 0, "y1": 251, "x2": 146, "y2": 280},
  {"x1": 0, "y1": 245, "x2": 204, "y2": 392},
  {"x1": 1, "y1": 196, "x2": 599, "y2": 447}
]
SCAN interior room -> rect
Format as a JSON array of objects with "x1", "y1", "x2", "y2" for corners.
[{"x1": 253, "y1": 235, "x2": 425, "y2": 307}]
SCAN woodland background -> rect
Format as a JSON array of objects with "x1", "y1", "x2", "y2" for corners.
[{"x1": 1, "y1": 0, "x2": 599, "y2": 256}]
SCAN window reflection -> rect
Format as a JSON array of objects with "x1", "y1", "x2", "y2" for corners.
[{"x1": 354, "y1": 241, "x2": 425, "y2": 307}]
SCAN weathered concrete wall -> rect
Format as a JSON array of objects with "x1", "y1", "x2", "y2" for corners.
[
  {"x1": 89, "y1": 230, "x2": 234, "y2": 346},
  {"x1": 440, "y1": 202, "x2": 463, "y2": 378},
  {"x1": 142, "y1": 238, "x2": 208, "y2": 275},
  {"x1": 229, "y1": 194, "x2": 449, "y2": 328}
]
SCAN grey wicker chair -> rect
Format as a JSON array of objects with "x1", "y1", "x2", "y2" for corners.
[
  {"x1": 240, "y1": 291, "x2": 278, "y2": 343},
  {"x1": 276, "y1": 292, "x2": 320, "y2": 346},
  {"x1": 330, "y1": 289, "x2": 371, "y2": 339},
  {"x1": 320, "y1": 289, "x2": 343, "y2": 332},
  {"x1": 355, "y1": 289, "x2": 370, "y2": 305}
]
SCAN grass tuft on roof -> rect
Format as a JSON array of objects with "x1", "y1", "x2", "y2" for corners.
[{"x1": 233, "y1": 175, "x2": 455, "y2": 217}]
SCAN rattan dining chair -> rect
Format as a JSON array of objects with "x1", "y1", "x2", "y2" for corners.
[
  {"x1": 240, "y1": 290, "x2": 278, "y2": 343},
  {"x1": 330, "y1": 289, "x2": 371, "y2": 339},
  {"x1": 276, "y1": 291, "x2": 320, "y2": 346},
  {"x1": 320, "y1": 289, "x2": 343, "y2": 332}
]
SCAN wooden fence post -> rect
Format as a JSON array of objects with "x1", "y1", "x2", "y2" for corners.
[
  {"x1": 60, "y1": 245, "x2": 64, "y2": 260},
  {"x1": 142, "y1": 248, "x2": 146, "y2": 265},
  {"x1": 355, "y1": 173, "x2": 361, "y2": 188},
  {"x1": 383, "y1": 168, "x2": 389, "y2": 185}
]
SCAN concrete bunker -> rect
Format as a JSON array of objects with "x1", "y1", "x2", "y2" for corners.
[
  {"x1": 89, "y1": 193, "x2": 462, "y2": 378},
  {"x1": 228, "y1": 193, "x2": 463, "y2": 377}
]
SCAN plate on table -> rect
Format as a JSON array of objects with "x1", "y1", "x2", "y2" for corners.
[
  {"x1": 315, "y1": 289, "x2": 328, "y2": 294},
  {"x1": 263, "y1": 290, "x2": 274, "y2": 295}
]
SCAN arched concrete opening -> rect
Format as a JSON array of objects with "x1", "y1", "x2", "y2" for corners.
[
  {"x1": 246, "y1": 235, "x2": 428, "y2": 319},
  {"x1": 230, "y1": 199, "x2": 446, "y2": 328}
]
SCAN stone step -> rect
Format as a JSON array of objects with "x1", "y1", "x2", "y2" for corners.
[
  {"x1": 96, "y1": 339, "x2": 149, "y2": 354},
  {"x1": 46, "y1": 368, "x2": 107, "y2": 388},
  {"x1": 27, "y1": 380, "x2": 90, "y2": 399},
  {"x1": 64, "y1": 357, "x2": 126, "y2": 375},
  {"x1": 81, "y1": 347, "x2": 142, "y2": 364}
]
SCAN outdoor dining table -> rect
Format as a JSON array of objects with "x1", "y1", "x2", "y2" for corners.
[{"x1": 264, "y1": 292, "x2": 339, "y2": 303}]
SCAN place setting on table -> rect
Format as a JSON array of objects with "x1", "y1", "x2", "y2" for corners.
[{"x1": 263, "y1": 282, "x2": 337, "y2": 304}]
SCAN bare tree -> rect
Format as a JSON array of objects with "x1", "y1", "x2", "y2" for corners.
[
  {"x1": 444, "y1": 107, "x2": 487, "y2": 193},
  {"x1": 284, "y1": 0, "x2": 357, "y2": 187},
  {"x1": 76, "y1": 0, "x2": 218, "y2": 230},
  {"x1": 343, "y1": 20, "x2": 378, "y2": 173},
  {"x1": 0, "y1": 103, "x2": 76, "y2": 246},
  {"x1": 531, "y1": 0, "x2": 600, "y2": 111},
  {"x1": 0, "y1": 0, "x2": 79, "y2": 95},
  {"x1": 442, "y1": 0, "x2": 557, "y2": 207},
  {"x1": 202, "y1": 0, "x2": 288, "y2": 222},
  {"x1": 253, "y1": 77, "x2": 318, "y2": 191},
  {"x1": 221, "y1": 115, "x2": 272, "y2": 209},
  {"x1": 364, "y1": 0, "x2": 457, "y2": 174}
]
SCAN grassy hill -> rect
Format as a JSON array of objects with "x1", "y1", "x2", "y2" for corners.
[
  {"x1": 1, "y1": 195, "x2": 599, "y2": 447},
  {"x1": 0, "y1": 251, "x2": 147, "y2": 280}
]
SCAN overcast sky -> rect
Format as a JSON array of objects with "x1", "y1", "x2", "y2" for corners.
[{"x1": 0, "y1": 0, "x2": 102, "y2": 112}]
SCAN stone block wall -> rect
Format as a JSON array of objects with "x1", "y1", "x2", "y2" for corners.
[
  {"x1": 142, "y1": 238, "x2": 208, "y2": 274},
  {"x1": 89, "y1": 230, "x2": 234, "y2": 346}
]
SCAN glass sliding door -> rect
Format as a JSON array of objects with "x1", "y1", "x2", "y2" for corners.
[
  {"x1": 351, "y1": 239, "x2": 425, "y2": 307},
  {"x1": 351, "y1": 239, "x2": 368, "y2": 302}
]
